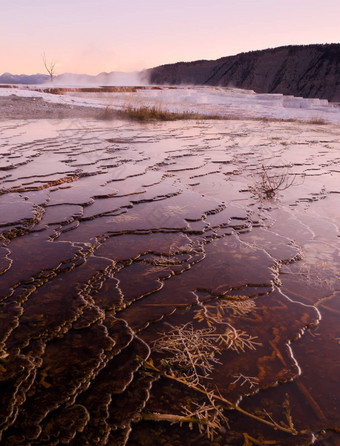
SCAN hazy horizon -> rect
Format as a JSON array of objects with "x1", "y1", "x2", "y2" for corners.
[
  {"x1": 2, "y1": 42, "x2": 340, "y2": 77},
  {"x1": 1, "y1": 0, "x2": 339, "y2": 75}
]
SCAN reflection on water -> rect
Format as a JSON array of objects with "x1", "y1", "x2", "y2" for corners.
[{"x1": 0, "y1": 118, "x2": 339, "y2": 445}]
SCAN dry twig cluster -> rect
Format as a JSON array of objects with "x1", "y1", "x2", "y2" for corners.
[
  {"x1": 194, "y1": 297, "x2": 256, "y2": 326},
  {"x1": 141, "y1": 307, "x2": 298, "y2": 440},
  {"x1": 249, "y1": 164, "x2": 299, "y2": 199}
]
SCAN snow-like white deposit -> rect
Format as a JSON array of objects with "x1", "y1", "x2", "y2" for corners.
[{"x1": 1, "y1": 85, "x2": 340, "y2": 123}]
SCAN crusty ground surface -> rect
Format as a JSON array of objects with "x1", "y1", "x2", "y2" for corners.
[{"x1": 0, "y1": 94, "x2": 101, "y2": 119}]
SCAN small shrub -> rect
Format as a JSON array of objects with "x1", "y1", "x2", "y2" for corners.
[
  {"x1": 96, "y1": 104, "x2": 223, "y2": 122},
  {"x1": 306, "y1": 118, "x2": 326, "y2": 125},
  {"x1": 249, "y1": 164, "x2": 300, "y2": 199}
]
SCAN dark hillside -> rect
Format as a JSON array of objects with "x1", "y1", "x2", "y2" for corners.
[{"x1": 148, "y1": 44, "x2": 340, "y2": 101}]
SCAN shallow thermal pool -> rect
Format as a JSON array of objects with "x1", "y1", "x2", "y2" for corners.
[{"x1": 0, "y1": 117, "x2": 339, "y2": 445}]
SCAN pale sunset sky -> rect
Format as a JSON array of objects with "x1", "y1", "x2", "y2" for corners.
[{"x1": 1, "y1": 0, "x2": 339, "y2": 75}]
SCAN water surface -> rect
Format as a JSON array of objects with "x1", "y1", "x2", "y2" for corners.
[{"x1": 0, "y1": 118, "x2": 339, "y2": 445}]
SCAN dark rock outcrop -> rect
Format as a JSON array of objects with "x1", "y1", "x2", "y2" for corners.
[{"x1": 147, "y1": 44, "x2": 340, "y2": 102}]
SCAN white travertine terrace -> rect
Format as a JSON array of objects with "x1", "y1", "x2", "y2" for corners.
[{"x1": 0, "y1": 85, "x2": 339, "y2": 123}]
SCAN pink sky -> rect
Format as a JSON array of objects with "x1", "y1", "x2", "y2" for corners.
[{"x1": 1, "y1": 0, "x2": 339, "y2": 75}]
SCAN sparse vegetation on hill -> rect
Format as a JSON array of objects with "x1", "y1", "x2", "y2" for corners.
[{"x1": 148, "y1": 44, "x2": 340, "y2": 102}]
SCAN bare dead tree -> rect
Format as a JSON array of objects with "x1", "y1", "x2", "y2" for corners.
[{"x1": 42, "y1": 52, "x2": 56, "y2": 82}]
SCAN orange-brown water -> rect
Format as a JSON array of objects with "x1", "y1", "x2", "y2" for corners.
[{"x1": 0, "y1": 118, "x2": 339, "y2": 445}]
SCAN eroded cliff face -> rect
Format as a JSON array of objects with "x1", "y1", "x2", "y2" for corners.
[{"x1": 148, "y1": 44, "x2": 340, "y2": 101}]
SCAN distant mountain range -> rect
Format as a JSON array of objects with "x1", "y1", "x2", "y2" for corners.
[
  {"x1": 0, "y1": 71, "x2": 146, "y2": 86},
  {"x1": 0, "y1": 72, "x2": 49, "y2": 84},
  {"x1": 1, "y1": 44, "x2": 339, "y2": 101},
  {"x1": 148, "y1": 44, "x2": 340, "y2": 102}
]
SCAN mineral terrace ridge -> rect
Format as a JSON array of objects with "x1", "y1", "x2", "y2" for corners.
[{"x1": 147, "y1": 44, "x2": 340, "y2": 102}]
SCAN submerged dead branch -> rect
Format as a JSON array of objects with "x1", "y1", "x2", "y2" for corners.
[
  {"x1": 153, "y1": 323, "x2": 261, "y2": 384},
  {"x1": 231, "y1": 373, "x2": 259, "y2": 389},
  {"x1": 143, "y1": 357, "x2": 298, "y2": 438},
  {"x1": 152, "y1": 323, "x2": 223, "y2": 384},
  {"x1": 141, "y1": 323, "x2": 298, "y2": 439},
  {"x1": 242, "y1": 433, "x2": 279, "y2": 445},
  {"x1": 181, "y1": 396, "x2": 228, "y2": 439},
  {"x1": 143, "y1": 392, "x2": 228, "y2": 440},
  {"x1": 194, "y1": 297, "x2": 256, "y2": 326}
]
